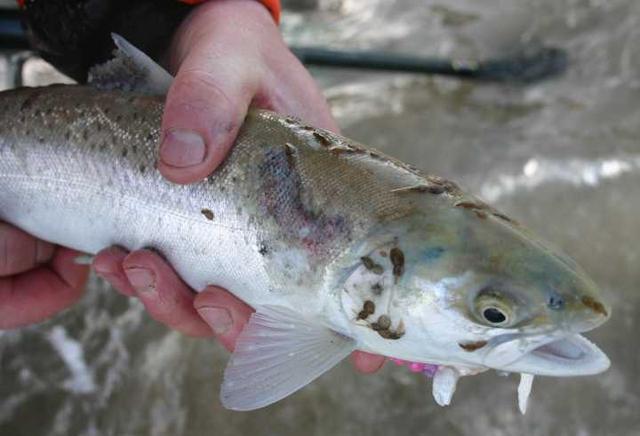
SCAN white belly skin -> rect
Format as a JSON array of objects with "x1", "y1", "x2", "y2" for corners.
[{"x1": 0, "y1": 160, "x2": 271, "y2": 305}]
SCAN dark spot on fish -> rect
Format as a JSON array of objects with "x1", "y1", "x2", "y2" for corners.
[
  {"x1": 64, "y1": 131, "x2": 71, "y2": 141},
  {"x1": 474, "y1": 210, "x2": 488, "y2": 219},
  {"x1": 313, "y1": 132, "x2": 332, "y2": 147},
  {"x1": 146, "y1": 133, "x2": 154, "y2": 142},
  {"x1": 379, "y1": 250, "x2": 388, "y2": 257},
  {"x1": 394, "y1": 184, "x2": 446, "y2": 195},
  {"x1": 455, "y1": 201, "x2": 484, "y2": 210},
  {"x1": 133, "y1": 112, "x2": 139, "y2": 121},
  {"x1": 371, "y1": 283, "x2": 383, "y2": 295},
  {"x1": 201, "y1": 208, "x2": 214, "y2": 220},
  {"x1": 258, "y1": 243, "x2": 269, "y2": 256},
  {"x1": 302, "y1": 125, "x2": 315, "y2": 131},
  {"x1": 20, "y1": 89, "x2": 44, "y2": 111},
  {"x1": 357, "y1": 300, "x2": 376, "y2": 320},
  {"x1": 361, "y1": 256, "x2": 384, "y2": 275},
  {"x1": 131, "y1": 145, "x2": 137, "y2": 153},
  {"x1": 493, "y1": 212, "x2": 518, "y2": 225},
  {"x1": 379, "y1": 330, "x2": 403, "y2": 340},
  {"x1": 372, "y1": 315, "x2": 391, "y2": 331},
  {"x1": 121, "y1": 148, "x2": 128, "y2": 158},
  {"x1": 82, "y1": 130, "x2": 89, "y2": 141},
  {"x1": 547, "y1": 292, "x2": 565, "y2": 310},
  {"x1": 390, "y1": 248, "x2": 405, "y2": 282},
  {"x1": 581, "y1": 296, "x2": 608, "y2": 317},
  {"x1": 459, "y1": 340, "x2": 488, "y2": 352},
  {"x1": 115, "y1": 114, "x2": 123, "y2": 122},
  {"x1": 139, "y1": 164, "x2": 146, "y2": 174},
  {"x1": 328, "y1": 145, "x2": 358, "y2": 156},
  {"x1": 96, "y1": 123, "x2": 103, "y2": 132}
]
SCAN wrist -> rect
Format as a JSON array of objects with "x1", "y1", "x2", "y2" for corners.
[{"x1": 178, "y1": 0, "x2": 280, "y2": 24}]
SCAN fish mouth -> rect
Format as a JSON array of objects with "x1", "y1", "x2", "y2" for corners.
[{"x1": 484, "y1": 334, "x2": 610, "y2": 376}]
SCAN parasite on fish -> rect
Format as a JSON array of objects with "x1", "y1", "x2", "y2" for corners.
[{"x1": 0, "y1": 35, "x2": 611, "y2": 413}]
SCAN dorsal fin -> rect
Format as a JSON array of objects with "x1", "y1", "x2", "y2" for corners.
[{"x1": 87, "y1": 33, "x2": 173, "y2": 95}]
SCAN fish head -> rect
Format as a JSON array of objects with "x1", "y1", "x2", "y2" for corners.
[{"x1": 344, "y1": 198, "x2": 610, "y2": 377}]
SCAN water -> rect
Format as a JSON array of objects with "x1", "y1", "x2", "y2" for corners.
[{"x1": 2, "y1": 0, "x2": 639, "y2": 434}]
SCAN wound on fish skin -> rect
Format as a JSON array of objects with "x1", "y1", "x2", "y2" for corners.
[
  {"x1": 455, "y1": 201, "x2": 485, "y2": 211},
  {"x1": 361, "y1": 256, "x2": 384, "y2": 274},
  {"x1": 458, "y1": 340, "x2": 488, "y2": 352},
  {"x1": 391, "y1": 184, "x2": 446, "y2": 195},
  {"x1": 312, "y1": 131, "x2": 331, "y2": 147},
  {"x1": 201, "y1": 208, "x2": 214, "y2": 220},
  {"x1": 390, "y1": 247, "x2": 405, "y2": 282}
]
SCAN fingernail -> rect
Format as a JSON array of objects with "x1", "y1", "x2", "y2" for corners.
[
  {"x1": 125, "y1": 267, "x2": 156, "y2": 293},
  {"x1": 160, "y1": 128, "x2": 206, "y2": 168},
  {"x1": 197, "y1": 306, "x2": 233, "y2": 335}
]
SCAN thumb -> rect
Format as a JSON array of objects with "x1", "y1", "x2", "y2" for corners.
[
  {"x1": 157, "y1": 0, "x2": 282, "y2": 184},
  {"x1": 158, "y1": 43, "x2": 261, "y2": 184}
]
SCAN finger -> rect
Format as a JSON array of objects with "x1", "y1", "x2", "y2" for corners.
[
  {"x1": 0, "y1": 221, "x2": 55, "y2": 276},
  {"x1": 122, "y1": 249, "x2": 213, "y2": 337},
  {"x1": 0, "y1": 247, "x2": 89, "y2": 329},
  {"x1": 194, "y1": 287, "x2": 254, "y2": 352},
  {"x1": 350, "y1": 351, "x2": 387, "y2": 374},
  {"x1": 258, "y1": 49, "x2": 340, "y2": 133},
  {"x1": 158, "y1": 2, "x2": 271, "y2": 184},
  {"x1": 93, "y1": 246, "x2": 136, "y2": 297}
]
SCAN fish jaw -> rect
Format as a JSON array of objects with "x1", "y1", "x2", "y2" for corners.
[{"x1": 484, "y1": 332, "x2": 610, "y2": 376}]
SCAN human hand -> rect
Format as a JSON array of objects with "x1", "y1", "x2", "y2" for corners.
[
  {"x1": 94, "y1": 0, "x2": 385, "y2": 373},
  {"x1": 0, "y1": 221, "x2": 88, "y2": 329}
]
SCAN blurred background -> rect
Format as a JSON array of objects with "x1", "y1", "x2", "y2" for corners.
[{"x1": 1, "y1": 0, "x2": 639, "y2": 435}]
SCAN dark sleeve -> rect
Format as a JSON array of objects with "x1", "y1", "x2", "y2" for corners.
[{"x1": 20, "y1": 0, "x2": 192, "y2": 82}]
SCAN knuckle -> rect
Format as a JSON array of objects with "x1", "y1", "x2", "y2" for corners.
[{"x1": 170, "y1": 69, "x2": 237, "y2": 114}]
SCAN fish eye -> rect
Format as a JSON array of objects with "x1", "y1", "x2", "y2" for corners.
[
  {"x1": 473, "y1": 288, "x2": 516, "y2": 327},
  {"x1": 482, "y1": 307, "x2": 508, "y2": 325}
]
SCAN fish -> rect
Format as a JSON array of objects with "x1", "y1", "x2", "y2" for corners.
[{"x1": 0, "y1": 36, "x2": 611, "y2": 412}]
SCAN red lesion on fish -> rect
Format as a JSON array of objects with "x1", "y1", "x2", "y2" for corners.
[
  {"x1": 458, "y1": 340, "x2": 488, "y2": 352},
  {"x1": 258, "y1": 145, "x2": 351, "y2": 256}
]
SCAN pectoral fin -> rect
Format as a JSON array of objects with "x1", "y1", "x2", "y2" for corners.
[{"x1": 221, "y1": 305, "x2": 356, "y2": 411}]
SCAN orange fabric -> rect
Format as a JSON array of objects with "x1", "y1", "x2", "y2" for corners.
[{"x1": 179, "y1": 0, "x2": 280, "y2": 24}]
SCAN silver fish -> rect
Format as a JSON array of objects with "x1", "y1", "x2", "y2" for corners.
[{"x1": 0, "y1": 38, "x2": 610, "y2": 412}]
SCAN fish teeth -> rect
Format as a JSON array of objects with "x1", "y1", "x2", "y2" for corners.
[
  {"x1": 432, "y1": 366, "x2": 460, "y2": 406},
  {"x1": 517, "y1": 373, "x2": 535, "y2": 414}
]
